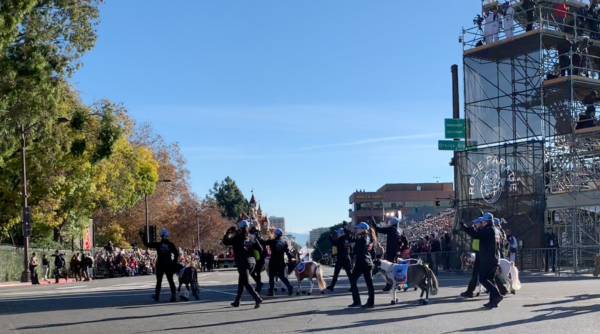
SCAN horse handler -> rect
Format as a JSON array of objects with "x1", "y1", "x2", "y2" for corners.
[
  {"x1": 142, "y1": 228, "x2": 179, "y2": 302},
  {"x1": 327, "y1": 224, "x2": 352, "y2": 292},
  {"x1": 347, "y1": 222, "x2": 376, "y2": 309}
]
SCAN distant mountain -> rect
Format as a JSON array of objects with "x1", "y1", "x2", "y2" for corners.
[{"x1": 287, "y1": 232, "x2": 308, "y2": 246}]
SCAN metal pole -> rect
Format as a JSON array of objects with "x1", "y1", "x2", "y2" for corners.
[
  {"x1": 145, "y1": 193, "x2": 149, "y2": 244},
  {"x1": 20, "y1": 124, "x2": 30, "y2": 283},
  {"x1": 196, "y1": 214, "x2": 200, "y2": 250}
]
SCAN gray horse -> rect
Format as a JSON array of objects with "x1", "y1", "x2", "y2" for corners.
[{"x1": 377, "y1": 259, "x2": 439, "y2": 305}]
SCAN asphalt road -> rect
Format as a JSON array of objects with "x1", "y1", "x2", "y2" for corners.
[{"x1": 0, "y1": 267, "x2": 599, "y2": 334}]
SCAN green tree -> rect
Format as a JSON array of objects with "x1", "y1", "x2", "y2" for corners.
[{"x1": 209, "y1": 177, "x2": 249, "y2": 220}]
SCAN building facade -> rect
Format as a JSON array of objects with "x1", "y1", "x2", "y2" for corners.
[
  {"x1": 349, "y1": 183, "x2": 454, "y2": 225},
  {"x1": 308, "y1": 227, "x2": 329, "y2": 245},
  {"x1": 269, "y1": 216, "x2": 286, "y2": 232}
]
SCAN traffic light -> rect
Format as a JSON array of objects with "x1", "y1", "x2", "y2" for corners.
[
  {"x1": 23, "y1": 207, "x2": 32, "y2": 237},
  {"x1": 149, "y1": 225, "x2": 157, "y2": 243}
]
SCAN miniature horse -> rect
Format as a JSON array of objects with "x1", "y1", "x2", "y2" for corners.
[
  {"x1": 287, "y1": 252, "x2": 326, "y2": 295},
  {"x1": 461, "y1": 252, "x2": 522, "y2": 296},
  {"x1": 177, "y1": 266, "x2": 200, "y2": 301},
  {"x1": 378, "y1": 259, "x2": 439, "y2": 305}
]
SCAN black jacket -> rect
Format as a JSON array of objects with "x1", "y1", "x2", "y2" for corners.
[
  {"x1": 330, "y1": 233, "x2": 352, "y2": 265},
  {"x1": 223, "y1": 231, "x2": 262, "y2": 267},
  {"x1": 264, "y1": 237, "x2": 292, "y2": 269},
  {"x1": 143, "y1": 239, "x2": 179, "y2": 269},
  {"x1": 347, "y1": 230, "x2": 374, "y2": 270},
  {"x1": 430, "y1": 239, "x2": 442, "y2": 253},
  {"x1": 545, "y1": 232, "x2": 559, "y2": 248},
  {"x1": 463, "y1": 224, "x2": 500, "y2": 273},
  {"x1": 373, "y1": 224, "x2": 401, "y2": 259}
]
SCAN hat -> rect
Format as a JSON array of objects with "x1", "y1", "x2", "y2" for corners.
[
  {"x1": 391, "y1": 217, "x2": 399, "y2": 224},
  {"x1": 159, "y1": 228, "x2": 169, "y2": 238},
  {"x1": 274, "y1": 228, "x2": 283, "y2": 236},
  {"x1": 336, "y1": 228, "x2": 344, "y2": 234},
  {"x1": 482, "y1": 212, "x2": 494, "y2": 222},
  {"x1": 493, "y1": 218, "x2": 500, "y2": 225},
  {"x1": 239, "y1": 220, "x2": 248, "y2": 228},
  {"x1": 356, "y1": 222, "x2": 369, "y2": 230}
]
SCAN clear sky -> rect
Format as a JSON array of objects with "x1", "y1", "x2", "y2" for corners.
[{"x1": 71, "y1": 0, "x2": 481, "y2": 233}]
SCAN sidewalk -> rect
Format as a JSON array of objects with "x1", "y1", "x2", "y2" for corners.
[{"x1": 0, "y1": 278, "x2": 79, "y2": 288}]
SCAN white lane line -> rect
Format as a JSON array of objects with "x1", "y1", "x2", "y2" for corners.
[{"x1": 0, "y1": 291, "x2": 152, "y2": 302}]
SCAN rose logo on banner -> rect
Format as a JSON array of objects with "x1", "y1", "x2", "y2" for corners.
[{"x1": 469, "y1": 155, "x2": 520, "y2": 204}]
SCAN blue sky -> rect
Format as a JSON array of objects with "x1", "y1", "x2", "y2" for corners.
[{"x1": 71, "y1": 1, "x2": 480, "y2": 233}]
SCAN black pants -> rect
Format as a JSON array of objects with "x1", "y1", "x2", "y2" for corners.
[
  {"x1": 350, "y1": 266, "x2": 374, "y2": 304},
  {"x1": 330, "y1": 261, "x2": 351, "y2": 289},
  {"x1": 236, "y1": 263, "x2": 261, "y2": 302},
  {"x1": 479, "y1": 268, "x2": 500, "y2": 302},
  {"x1": 155, "y1": 265, "x2": 176, "y2": 298},
  {"x1": 29, "y1": 265, "x2": 39, "y2": 284},
  {"x1": 526, "y1": 11, "x2": 534, "y2": 31},
  {"x1": 269, "y1": 266, "x2": 291, "y2": 292},
  {"x1": 251, "y1": 259, "x2": 264, "y2": 285},
  {"x1": 559, "y1": 55, "x2": 571, "y2": 76},
  {"x1": 545, "y1": 249, "x2": 556, "y2": 272}
]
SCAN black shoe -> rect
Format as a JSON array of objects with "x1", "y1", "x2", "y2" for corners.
[
  {"x1": 288, "y1": 287, "x2": 294, "y2": 296},
  {"x1": 254, "y1": 298, "x2": 263, "y2": 309},
  {"x1": 362, "y1": 303, "x2": 374, "y2": 309},
  {"x1": 169, "y1": 294, "x2": 177, "y2": 302},
  {"x1": 326, "y1": 286, "x2": 333, "y2": 292},
  {"x1": 348, "y1": 302, "x2": 361, "y2": 307},
  {"x1": 151, "y1": 294, "x2": 159, "y2": 302},
  {"x1": 460, "y1": 292, "x2": 474, "y2": 298},
  {"x1": 231, "y1": 301, "x2": 240, "y2": 307},
  {"x1": 267, "y1": 291, "x2": 274, "y2": 297}
]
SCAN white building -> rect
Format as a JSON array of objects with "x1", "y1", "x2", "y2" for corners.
[
  {"x1": 269, "y1": 216, "x2": 286, "y2": 232},
  {"x1": 308, "y1": 227, "x2": 329, "y2": 245}
]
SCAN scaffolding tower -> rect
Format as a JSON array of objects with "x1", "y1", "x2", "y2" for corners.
[{"x1": 455, "y1": 0, "x2": 600, "y2": 273}]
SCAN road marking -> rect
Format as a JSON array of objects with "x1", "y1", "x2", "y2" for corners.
[{"x1": 201, "y1": 288, "x2": 237, "y2": 296}]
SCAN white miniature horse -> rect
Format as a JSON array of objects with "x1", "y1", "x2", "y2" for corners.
[
  {"x1": 461, "y1": 252, "x2": 522, "y2": 295},
  {"x1": 287, "y1": 252, "x2": 326, "y2": 295},
  {"x1": 378, "y1": 259, "x2": 438, "y2": 305}
]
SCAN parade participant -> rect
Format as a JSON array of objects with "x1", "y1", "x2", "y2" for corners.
[
  {"x1": 249, "y1": 222, "x2": 266, "y2": 293},
  {"x1": 264, "y1": 228, "x2": 294, "y2": 296},
  {"x1": 463, "y1": 213, "x2": 503, "y2": 309},
  {"x1": 506, "y1": 228, "x2": 518, "y2": 262},
  {"x1": 326, "y1": 223, "x2": 352, "y2": 292},
  {"x1": 222, "y1": 220, "x2": 263, "y2": 308},
  {"x1": 460, "y1": 218, "x2": 482, "y2": 298},
  {"x1": 347, "y1": 222, "x2": 376, "y2": 308},
  {"x1": 373, "y1": 217, "x2": 406, "y2": 291},
  {"x1": 502, "y1": 1, "x2": 514, "y2": 38},
  {"x1": 492, "y1": 218, "x2": 509, "y2": 296},
  {"x1": 142, "y1": 228, "x2": 179, "y2": 302},
  {"x1": 484, "y1": 6, "x2": 501, "y2": 44}
]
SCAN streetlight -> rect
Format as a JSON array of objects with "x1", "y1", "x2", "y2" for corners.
[
  {"x1": 20, "y1": 117, "x2": 70, "y2": 283},
  {"x1": 145, "y1": 179, "x2": 172, "y2": 244}
]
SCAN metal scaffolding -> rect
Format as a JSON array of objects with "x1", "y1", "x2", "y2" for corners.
[{"x1": 455, "y1": 0, "x2": 600, "y2": 273}]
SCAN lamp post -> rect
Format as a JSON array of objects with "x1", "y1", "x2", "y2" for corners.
[
  {"x1": 145, "y1": 179, "x2": 172, "y2": 243},
  {"x1": 20, "y1": 117, "x2": 70, "y2": 283}
]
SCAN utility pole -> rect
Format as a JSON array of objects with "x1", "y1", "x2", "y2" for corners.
[{"x1": 20, "y1": 125, "x2": 30, "y2": 283}]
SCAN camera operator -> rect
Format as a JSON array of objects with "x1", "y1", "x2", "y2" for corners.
[
  {"x1": 521, "y1": 0, "x2": 534, "y2": 32},
  {"x1": 558, "y1": 36, "x2": 573, "y2": 77}
]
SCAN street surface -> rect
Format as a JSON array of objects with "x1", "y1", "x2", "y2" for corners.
[{"x1": 0, "y1": 267, "x2": 599, "y2": 334}]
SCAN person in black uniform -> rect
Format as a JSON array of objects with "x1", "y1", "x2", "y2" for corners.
[
  {"x1": 222, "y1": 220, "x2": 263, "y2": 308},
  {"x1": 347, "y1": 222, "x2": 376, "y2": 308},
  {"x1": 326, "y1": 225, "x2": 352, "y2": 292},
  {"x1": 545, "y1": 227, "x2": 559, "y2": 273},
  {"x1": 142, "y1": 228, "x2": 179, "y2": 302},
  {"x1": 249, "y1": 223, "x2": 266, "y2": 294},
  {"x1": 463, "y1": 213, "x2": 503, "y2": 309},
  {"x1": 373, "y1": 217, "x2": 405, "y2": 291},
  {"x1": 263, "y1": 228, "x2": 293, "y2": 296}
]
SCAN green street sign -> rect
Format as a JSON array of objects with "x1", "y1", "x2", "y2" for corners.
[
  {"x1": 445, "y1": 119, "x2": 466, "y2": 139},
  {"x1": 438, "y1": 140, "x2": 465, "y2": 151}
]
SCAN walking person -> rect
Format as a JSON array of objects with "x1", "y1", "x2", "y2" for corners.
[
  {"x1": 222, "y1": 221, "x2": 263, "y2": 308},
  {"x1": 326, "y1": 225, "x2": 352, "y2": 292},
  {"x1": 373, "y1": 217, "x2": 405, "y2": 291},
  {"x1": 506, "y1": 229, "x2": 518, "y2": 262},
  {"x1": 264, "y1": 228, "x2": 294, "y2": 296},
  {"x1": 29, "y1": 253, "x2": 40, "y2": 285},
  {"x1": 460, "y1": 218, "x2": 482, "y2": 298},
  {"x1": 41, "y1": 254, "x2": 51, "y2": 283},
  {"x1": 142, "y1": 228, "x2": 179, "y2": 302},
  {"x1": 347, "y1": 222, "x2": 376, "y2": 309},
  {"x1": 249, "y1": 223, "x2": 266, "y2": 294},
  {"x1": 463, "y1": 213, "x2": 503, "y2": 309}
]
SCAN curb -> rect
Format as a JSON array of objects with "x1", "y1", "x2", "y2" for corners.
[{"x1": 0, "y1": 278, "x2": 83, "y2": 288}]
